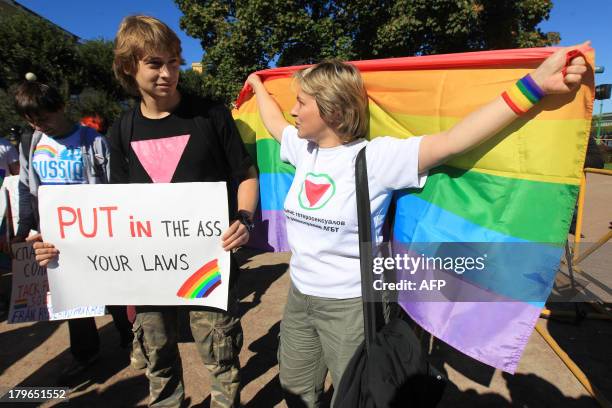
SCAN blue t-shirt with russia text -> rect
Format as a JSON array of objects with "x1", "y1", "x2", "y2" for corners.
[{"x1": 31, "y1": 126, "x2": 87, "y2": 185}]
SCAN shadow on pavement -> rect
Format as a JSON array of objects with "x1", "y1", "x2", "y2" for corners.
[
  {"x1": 236, "y1": 254, "x2": 289, "y2": 318},
  {"x1": 438, "y1": 372, "x2": 599, "y2": 407},
  {"x1": 422, "y1": 318, "x2": 603, "y2": 407},
  {"x1": 53, "y1": 375, "x2": 149, "y2": 407},
  {"x1": 15, "y1": 321, "x2": 144, "y2": 406},
  {"x1": 546, "y1": 302, "x2": 612, "y2": 403},
  {"x1": 242, "y1": 321, "x2": 280, "y2": 388},
  {"x1": 0, "y1": 320, "x2": 62, "y2": 376},
  {"x1": 428, "y1": 337, "x2": 496, "y2": 387},
  {"x1": 429, "y1": 334, "x2": 600, "y2": 407},
  {"x1": 243, "y1": 374, "x2": 282, "y2": 408},
  {"x1": 503, "y1": 372, "x2": 598, "y2": 408},
  {"x1": 243, "y1": 374, "x2": 333, "y2": 408}
]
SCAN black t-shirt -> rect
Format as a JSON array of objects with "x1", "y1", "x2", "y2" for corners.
[
  {"x1": 108, "y1": 94, "x2": 254, "y2": 287},
  {"x1": 108, "y1": 93, "x2": 254, "y2": 217}
]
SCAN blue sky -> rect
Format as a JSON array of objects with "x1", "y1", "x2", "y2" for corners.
[
  {"x1": 539, "y1": 1, "x2": 612, "y2": 113},
  {"x1": 17, "y1": 0, "x2": 612, "y2": 113},
  {"x1": 17, "y1": 0, "x2": 204, "y2": 65}
]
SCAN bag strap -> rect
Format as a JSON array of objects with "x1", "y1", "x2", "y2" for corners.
[
  {"x1": 119, "y1": 108, "x2": 136, "y2": 167},
  {"x1": 19, "y1": 129, "x2": 34, "y2": 159},
  {"x1": 355, "y1": 146, "x2": 384, "y2": 356}
]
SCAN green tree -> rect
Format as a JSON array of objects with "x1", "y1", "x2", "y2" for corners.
[
  {"x1": 70, "y1": 39, "x2": 129, "y2": 128},
  {"x1": 178, "y1": 69, "x2": 214, "y2": 99},
  {"x1": 0, "y1": 12, "x2": 131, "y2": 132},
  {"x1": 0, "y1": 88, "x2": 24, "y2": 136},
  {"x1": 176, "y1": 0, "x2": 559, "y2": 104},
  {"x1": 76, "y1": 39, "x2": 127, "y2": 100},
  {"x1": 0, "y1": 11, "x2": 79, "y2": 93},
  {"x1": 66, "y1": 88, "x2": 124, "y2": 130}
]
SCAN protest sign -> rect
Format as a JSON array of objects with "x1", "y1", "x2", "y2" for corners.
[
  {"x1": 8, "y1": 242, "x2": 105, "y2": 323},
  {"x1": 38, "y1": 182, "x2": 230, "y2": 312}
]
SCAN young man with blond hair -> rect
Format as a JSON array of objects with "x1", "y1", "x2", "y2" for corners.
[{"x1": 110, "y1": 15, "x2": 257, "y2": 407}]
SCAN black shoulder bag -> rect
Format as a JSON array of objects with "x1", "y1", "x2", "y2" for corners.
[{"x1": 334, "y1": 147, "x2": 446, "y2": 408}]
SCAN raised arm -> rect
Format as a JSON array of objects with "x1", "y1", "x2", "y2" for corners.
[
  {"x1": 245, "y1": 74, "x2": 290, "y2": 142},
  {"x1": 418, "y1": 43, "x2": 589, "y2": 173}
]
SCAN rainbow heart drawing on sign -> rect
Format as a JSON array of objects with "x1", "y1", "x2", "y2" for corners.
[
  {"x1": 298, "y1": 172, "x2": 335, "y2": 210},
  {"x1": 176, "y1": 259, "x2": 221, "y2": 299}
]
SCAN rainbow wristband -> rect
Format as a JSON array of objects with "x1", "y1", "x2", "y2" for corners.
[{"x1": 501, "y1": 74, "x2": 545, "y2": 115}]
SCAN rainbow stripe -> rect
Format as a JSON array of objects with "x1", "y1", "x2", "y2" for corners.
[
  {"x1": 13, "y1": 298, "x2": 28, "y2": 309},
  {"x1": 502, "y1": 75, "x2": 544, "y2": 115},
  {"x1": 176, "y1": 259, "x2": 222, "y2": 299},
  {"x1": 233, "y1": 46, "x2": 595, "y2": 373},
  {"x1": 33, "y1": 145, "x2": 58, "y2": 158}
]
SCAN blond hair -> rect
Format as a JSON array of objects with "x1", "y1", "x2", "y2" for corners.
[
  {"x1": 294, "y1": 60, "x2": 369, "y2": 142},
  {"x1": 113, "y1": 15, "x2": 183, "y2": 96}
]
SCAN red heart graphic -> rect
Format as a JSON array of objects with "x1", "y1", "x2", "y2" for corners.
[{"x1": 304, "y1": 180, "x2": 331, "y2": 207}]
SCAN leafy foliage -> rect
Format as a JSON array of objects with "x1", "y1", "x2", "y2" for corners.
[
  {"x1": 177, "y1": 0, "x2": 559, "y2": 103},
  {"x1": 178, "y1": 69, "x2": 213, "y2": 99},
  {"x1": 75, "y1": 39, "x2": 126, "y2": 99},
  {"x1": 0, "y1": 11, "x2": 80, "y2": 94},
  {"x1": 0, "y1": 88, "x2": 23, "y2": 136},
  {"x1": 0, "y1": 13, "x2": 129, "y2": 135}
]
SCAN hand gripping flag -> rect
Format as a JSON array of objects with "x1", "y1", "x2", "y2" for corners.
[{"x1": 232, "y1": 46, "x2": 595, "y2": 373}]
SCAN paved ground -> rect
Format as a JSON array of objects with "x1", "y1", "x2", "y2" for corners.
[{"x1": 0, "y1": 173, "x2": 610, "y2": 407}]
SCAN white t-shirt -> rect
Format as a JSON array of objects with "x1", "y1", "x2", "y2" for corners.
[
  {"x1": 0, "y1": 138, "x2": 19, "y2": 178},
  {"x1": 31, "y1": 127, "x2": 87, "y2": 185},
  {"x1": 281, "y1": 125, "x2": 427, "y2": 298}
]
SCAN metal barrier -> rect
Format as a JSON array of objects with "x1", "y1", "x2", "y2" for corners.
[
  {"x1": 539, "y1": 167, "x2": 612, "y2": 408},
  {"x1": 572, "y1": 167, "x2": 612, "y2": 264}
]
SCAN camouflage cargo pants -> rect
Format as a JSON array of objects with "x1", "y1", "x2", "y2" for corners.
[{"x1": 134, "y1": 297, "x2": 243, "y2": 408}]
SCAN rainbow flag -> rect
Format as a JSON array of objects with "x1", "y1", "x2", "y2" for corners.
[
  {"x1": 233, "y1": 47, "x2": 595, "y2": 373},
  {"x1": 176, "y1": 259, "x2": 222, "y2": 299}
]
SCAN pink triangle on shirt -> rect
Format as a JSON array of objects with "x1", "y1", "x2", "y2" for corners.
[{"x1": 131, "y1": 135, "x2": 190, "y2": 183}]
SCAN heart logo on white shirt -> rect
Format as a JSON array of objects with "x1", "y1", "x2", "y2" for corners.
[{"x1": 298, "y1": 172, "x2": 335, "y2": 210}]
